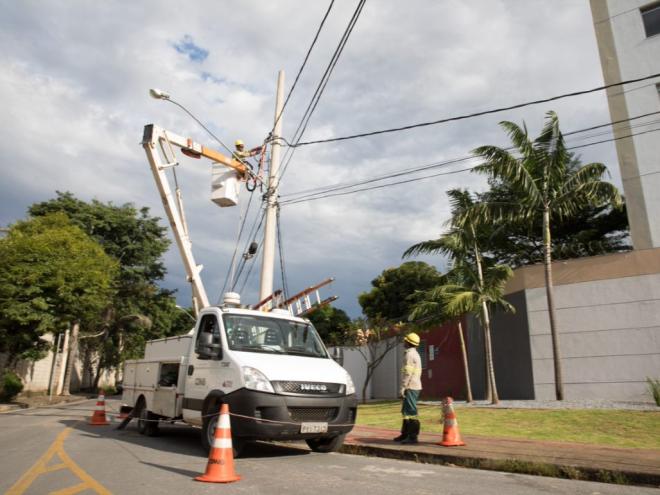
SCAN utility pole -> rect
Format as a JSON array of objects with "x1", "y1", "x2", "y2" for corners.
[{"x1": 259, "y1": 70, "x2": 285, "y2": 305}]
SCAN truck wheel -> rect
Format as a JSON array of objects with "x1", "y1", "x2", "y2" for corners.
[
  {"x1": 306, "y1": 433, "x2": 346, "y2": 453},
  {"x1": 202, "y1": 413, "x2": 246, "y2": 458},
  {"x1": 137, "y1": 407, "x2": 159, "y2": 436}
]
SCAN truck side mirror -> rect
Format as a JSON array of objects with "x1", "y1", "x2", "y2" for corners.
[{"x1": 195, "y1": 332, "x2": 223, "y2": 360}]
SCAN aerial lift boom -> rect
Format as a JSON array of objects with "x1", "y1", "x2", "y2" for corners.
[{"x1": 141, "y1": 124, "x2": 248, "y2": 314}]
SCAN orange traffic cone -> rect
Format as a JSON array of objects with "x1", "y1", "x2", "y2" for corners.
[
  {"x1": 439, "y1": 397, "x2": 465, "y2": 447},
  {"x1": 195, "y1": 404, "x2": 241, "y2": 483},
  {"x1": 89, "y1": 393, "x2": 110, "y2": 426}
]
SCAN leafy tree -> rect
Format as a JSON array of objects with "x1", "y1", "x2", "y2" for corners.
[
  {"x1": 358, "y1": 261, "x2": 443, "y2": 320},
  {"x1": 29, "y1": 192, "x2": 181, "y2": 388},
  {"x1": 0, "y1": 213, "x2": 118, "y2": 370},
  {"x1": 467, "y1": 111, "x2": 622, "y2": 400},
  {"x1": 347, "y1": 317, "x2": 404, "y2": 403},
  {"x1": 306, "y1": 305, "x2": 351, "y2": 346}
]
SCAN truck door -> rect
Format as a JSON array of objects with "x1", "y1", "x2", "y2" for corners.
[{"x1": 182, "y1": 313, "x2": 223, "y2": 424}]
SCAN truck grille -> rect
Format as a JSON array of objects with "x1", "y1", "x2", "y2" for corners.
[
  {"x1": 273, "y1": 381, "x2": 344, "y2": 395},
  {"x1": 288, "y1": 407, "x2": 338, "y2": 422}
]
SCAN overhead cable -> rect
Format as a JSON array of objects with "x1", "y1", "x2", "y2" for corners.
[
  {"x1": 281, "y1": 111, "x2": 660, "y2": 202},
  {"x1": 277, "y1": 0, "x2": 367, "y2": 183},
  {"x1": 286, "y1": 72, "x2": 660, "y2": 147},
  {"x1": 280, "y1": 124, "x2": 660, "y2": 206},
  {"x1": 272, "y1": 0, "x2": 336, "y2": 132}
]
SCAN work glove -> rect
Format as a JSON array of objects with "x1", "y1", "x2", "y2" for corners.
[{"x1": 400, "y1": 387, "x2": 406, "y2": 399}]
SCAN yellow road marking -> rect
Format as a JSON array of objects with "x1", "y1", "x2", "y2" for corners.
[{"x1": 5, "y1": 427, "x2": 112, "y2": 495}]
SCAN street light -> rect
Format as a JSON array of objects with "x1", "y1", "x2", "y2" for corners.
[
  {"x1": 149, "y1": 88, "x2": 170, "y2": 100},
  {"x1": 176, "y1": 305, "x2": 196, "y2": 323},
  {"x1": 148, "y1": 88, "x2": 232, "y2": 155}
]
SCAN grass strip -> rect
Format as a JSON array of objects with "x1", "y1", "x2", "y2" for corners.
[{"x1": 356, "y1": 401, "x2": 660, "y2": 449}]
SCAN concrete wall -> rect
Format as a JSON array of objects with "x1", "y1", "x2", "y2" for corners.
[
  {"x1": 370, "y1": 341, "x2": 401, "y2": 399},
  {"x1": 331, "y1": 342, "x2": 400, "y2": 400},
  {"x1": 526, "y1": 272, "x2": 660, "y2": 401},
  {"x1": 1, "y1": 332, "x2": 116, "y2": 395}
]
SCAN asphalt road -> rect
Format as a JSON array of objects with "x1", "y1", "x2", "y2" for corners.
[{"x1": 0, "y1": 399, "x2": 656, "y2": 495}]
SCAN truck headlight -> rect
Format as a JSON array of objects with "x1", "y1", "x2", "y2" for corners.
[
  {"x1": 345, "y1": 371, "x2": 355, "y2": 395},
  {"x1": 242, "y1": 366, "x2": 274, "y2": 394}
]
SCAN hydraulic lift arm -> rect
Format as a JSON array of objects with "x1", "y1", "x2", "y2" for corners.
[{"x1": 141, "y1": 124, "x2": 247, "y2": 314}]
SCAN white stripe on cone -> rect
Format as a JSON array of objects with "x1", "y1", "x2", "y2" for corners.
[
  {"x1": 218, "y1": 414, "x2": 231, "y2": 429},
  {"x1": 212, "y1": 437, "x2": 233, "y2": 449}
]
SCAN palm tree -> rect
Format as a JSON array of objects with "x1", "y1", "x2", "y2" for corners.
[
  {"x1": 404, "y1": 189, "x2": 508, "y2": 403},
  {"x1": 467, "y1": 111, "x2": 622, "y2": 400},
  {"x1": 409, "y1": 257, "x2": 514, "y2": 404}
]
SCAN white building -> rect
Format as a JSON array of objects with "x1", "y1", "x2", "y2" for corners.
[{"x1": 591, "y1": 0, "x2": 660, "y2": 249}]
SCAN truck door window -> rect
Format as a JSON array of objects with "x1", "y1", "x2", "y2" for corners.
[{"x1": 195, "y1": 314, "x2": 222, "y2": 358}]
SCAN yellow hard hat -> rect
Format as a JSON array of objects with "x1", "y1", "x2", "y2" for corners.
[
  {"x1": 235, "y1": 139, "x2": 244, "y2": 147},
  {"x1": 404, "y1": 332, "x2": 420, "y2": 346}
]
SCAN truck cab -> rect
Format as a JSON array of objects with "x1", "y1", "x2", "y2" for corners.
[{"x1": 122, "y1": 302, "x2": 357, "y2": 455}]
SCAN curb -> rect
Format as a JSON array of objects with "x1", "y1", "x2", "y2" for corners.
[
  {"x1": 338, "y1": 443, "x2": 660, "y2": 487},
  {"x1": 0, "y1": 396, "x2": 95, "y2": 415}
]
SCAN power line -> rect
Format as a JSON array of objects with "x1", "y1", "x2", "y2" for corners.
[
  {"x1": 286, "y1": 72, "x2": 660, "y2": 147},
  {"x1": 281, "y1": 111, "x2": 660, "y2": 202},
  {"x1": 280, "y1": 125, "x2": 660, "y2": 206},
  {"x1": 272, "y1": 0, "x2": 335, "y2": 131},
  {"x1": 277, "y1": 0, "x2": 367, "y2": 183}
]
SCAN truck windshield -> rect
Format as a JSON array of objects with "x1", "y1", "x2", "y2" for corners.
[{"x1": 222, "y1": 314, "x2": 328, "y2": 358}]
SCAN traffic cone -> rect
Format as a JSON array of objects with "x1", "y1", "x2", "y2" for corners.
[
  {"x1": 195, "y1": 404, "x2": 241, "y2": 483},
  {"x1": 438, "y1": 397, "x2": 465, "y2": 447},
  {"x1": 89, "y1": 393, "x2": 110, "y2": 426}
]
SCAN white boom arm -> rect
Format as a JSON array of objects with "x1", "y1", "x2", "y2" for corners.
[{"x1": 142, "y1": 124, "x2": 246, "y2": 313}]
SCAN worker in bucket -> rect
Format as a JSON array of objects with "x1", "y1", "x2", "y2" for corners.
[
  {"x1": 394, "y1": 332, "x2": 422, "y2": 444},
  {"x1": 233, "y1": 139, "x2": 262, "y2": 161}
]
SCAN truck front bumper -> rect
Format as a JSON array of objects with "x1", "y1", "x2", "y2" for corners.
[{"x1": 221, "y1": 389, "x2": 358, "y2": 441}]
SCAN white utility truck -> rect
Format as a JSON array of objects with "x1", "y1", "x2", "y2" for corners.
[
  {"x1": 121, "y1": 296, "x2": 357, "y2": 456},
  {"x1": 128, "y1": 99, "x2": 356, "y2": 456}
]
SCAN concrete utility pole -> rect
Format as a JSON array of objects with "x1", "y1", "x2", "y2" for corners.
[{"x1": 259, "y1": 70, "x2": 285, "y2": 305}]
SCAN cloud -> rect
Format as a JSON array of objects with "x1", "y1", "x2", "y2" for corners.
[
  {"x1": 173, "y1": 34, "x2": 210, "y2": 63},
  {"x1": 0, "y1": 1, "x2": 629, "y2": 318}
]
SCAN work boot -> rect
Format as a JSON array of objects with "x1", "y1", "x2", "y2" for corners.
[
  {"x1": 393, "y1": 420, "x2": 409, "y2": 442},
  {"x1": 401, "y1": 419, "x2": 420, "y2": 444}
]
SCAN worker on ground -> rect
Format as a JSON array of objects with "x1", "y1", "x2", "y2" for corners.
[
  {"x1": 394, "y1": 332, "x2": 422, "y2": 444},
  {"x1": 233, "y1": 139, "x2": 262, "y2": 161}
]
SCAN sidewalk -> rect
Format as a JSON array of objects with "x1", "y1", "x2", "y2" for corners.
[{"x1": 342, "y1": 425, "x2": 660, "y2": 487}]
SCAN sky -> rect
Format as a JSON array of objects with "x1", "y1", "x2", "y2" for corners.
[{"x1": 0, "y1": 1, "x2": 637, "y2": 318}]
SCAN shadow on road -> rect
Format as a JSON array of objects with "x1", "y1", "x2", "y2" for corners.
[{"x1": 59, "y1": 418, "x2": 311, "y2": 460}]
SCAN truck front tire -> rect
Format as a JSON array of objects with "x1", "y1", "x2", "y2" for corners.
[{"x1": 306, "y1": 433, "x2": 346, "y2": 453}]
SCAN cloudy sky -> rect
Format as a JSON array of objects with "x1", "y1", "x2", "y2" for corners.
[{"x1": 0, "y1": 1, "x2": 634, "y2": 317}]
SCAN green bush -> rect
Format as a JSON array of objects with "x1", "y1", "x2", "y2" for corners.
[
  {"x1": 647, "y1": 378, "x2": 660, "y2": 406},
  {"x1": 100, "y1": 385, "x2": 117, "y2": 396},
  {"x1": 0, "y1": 371, "x2": 24, "y2": 402}
]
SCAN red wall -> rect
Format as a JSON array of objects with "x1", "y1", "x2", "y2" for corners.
[{"x1": 418, "y1": 318, "x2": 467, "y2": 400}]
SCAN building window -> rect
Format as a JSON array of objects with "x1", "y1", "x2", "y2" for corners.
[
  {"x1": 418, "y1": 341, "x2": 427, "y2": 369},
  {"x1": 641, "y1": 2, "x2": 660, "y2": 38}
]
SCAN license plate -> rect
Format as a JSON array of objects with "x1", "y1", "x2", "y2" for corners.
[{"x1": 300, "y1": 422, "x2": 328, "y2": 434}]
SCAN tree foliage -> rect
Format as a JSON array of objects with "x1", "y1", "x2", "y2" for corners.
[
  {"x1": 306, "y1": 305, "x2": 351, "y2": 346},
  {"x1": 0, "y1": 213, "x2": 118, "y2": 365},
  {"x1": 28, "y1": 192, "x2": 185, "y2": 384},
  {"x1": 477, "y1": 156, "x2": 630, "y2": 267},
  {"x1": 358, "y1": 261, "x2": 443, "y2": 321}
]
